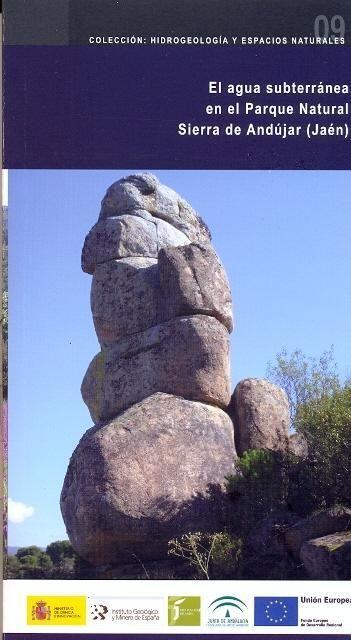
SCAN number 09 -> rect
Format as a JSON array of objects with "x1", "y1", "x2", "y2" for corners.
[{"x1": 314, "y1": 15, "x2": 345, "y2": 39}]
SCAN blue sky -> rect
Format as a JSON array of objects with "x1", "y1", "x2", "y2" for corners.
[{"x1": 8, "y1": 169, "x2": 351, "y2": 547}]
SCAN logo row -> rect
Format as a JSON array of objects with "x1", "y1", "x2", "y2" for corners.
[{"x1": 28, "y1": 595, "x2": 298, "y2": 627}]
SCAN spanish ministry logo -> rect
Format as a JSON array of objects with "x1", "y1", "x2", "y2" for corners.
[
  {"x1": 168, "y1": 596, "x2": 201, "y2": 626},
  {"x1": 27, "y1": 596, "x2": 86, "y2": 625},
  {"x1": 254, "y1": 597, "x2": 298, "y2": 626},
  {"x1": 32, "y1": 600, "x2": 51, "y2": 621},
  {"x1": 207, "y1": 595, "x2": 248, "y2": 627}
]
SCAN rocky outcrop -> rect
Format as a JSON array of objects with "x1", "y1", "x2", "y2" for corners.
[
  {"x1": 230, "y1": 378, "x2": 290, "y2": 456},
  {"x1": 300, "y1": 531, "x2": 351, "y2": 579},
  {"x1": 61, "y1": 174, "x2": 235, "y2": 566},
  {"x1": 158, "y1": 243, "x2": 233, "y2": 332},
  {"x1": 91, "y1": 257, "x2": 160, "y2": 345},
  {"x1": 90, "y1": 244, "x2": 234, "y2": 347},
  {"x1": 284, "y1": 506, "x2": 351, "y2": 559},
  {"x1": 61, "y1": 393, "x2": 235, "y2": 565},
  {"x1": 289, "y1": 431, "x2": 308, "y2": 458},
  {"x1": 98, "y1": 173, "x2": 211, "y2": 244},
  {"x1": 61, "y1": 173, "x2": 299, "y2": 572},
  {"x1": 82, "y1": 214, "x2": 190, "y2": 275},
  {"x1": 82, "y1": 216, "x2": 157, "y2": 273},
  {"x1": 81, "y1": 315, "x2": 230, "y2": 423}
]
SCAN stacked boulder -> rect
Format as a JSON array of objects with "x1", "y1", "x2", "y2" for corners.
[
  {"x1": 229, "y1": 378, "x2": 290, "y2": 456},
  {"x1": 61, "y1": 174, "x2": 236, "y2": 567}
]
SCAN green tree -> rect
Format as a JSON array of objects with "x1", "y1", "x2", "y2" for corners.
[
  {"x1": 21, "y1": 552, "x2": 53, "y2": 577},
  {"x1": 266, "y1": 347, "x2": 341, "y2": 426},
  {"x1": 16, "y1": 545, "x2": 43, "y2": 560},
  {"x1": 46, "y1": 540, "x2": 74, "y2": 564},
  {"x1": 10, "y1": 547, "x2": 54, "y2": 578},
  {"x1": 6, "y1": 555, "x2": 21, "y2": 578},
  {"x1": 5, "y1": 541, "x2": 90, "y2": 579},
  {"x1": 294, "y1": 385, "x2": 351, "y2": 512},
  {"x1": 46, "y1": 540, "x2": 77, "y2": 578}
]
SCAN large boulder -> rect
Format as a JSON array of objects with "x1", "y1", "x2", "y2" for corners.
[
  {"x1": 91, "y1": 257, "x2": 160, "y2": 345},
  {"x1": 98, "y1": 173, "x2": 211, "y2": 244},
  {"x1": 300, "y1": 531, "x2": 351, "y2": 579},
  {"x1": 284, "y1": 506, "x2": 351, "y2": 559},
  {"x1": 82, "y1": 214, "x2": 190, "y2": 274},
  {"x1": 81, "y1": 215, "x2": 158, "y2": 274},
  {"x1": 289, "y1": 432, "x2": 308, "y2": 459},
  {"x1": 60, "y1": 393, "x2": 236, "y2": 566},
  {"x1": 91, "y1": 243, "x2": 233, "y2": 346},
  {"x1": 159, "y1": 243, "x2": 233, "y2": 332},
  {"x1": 230, "y1": 378, "x2": 290, "y2": 456},
  {"x1": 156, "y1": 218, "x2": 191, "y2": 250},
  {"x1": 81, "y1": 315, "x2": 231, "y2": 422}
]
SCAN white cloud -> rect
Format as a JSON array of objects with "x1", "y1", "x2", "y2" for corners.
[{"x1": 8, "y1": 498, "x2": 34, "y2": 524}]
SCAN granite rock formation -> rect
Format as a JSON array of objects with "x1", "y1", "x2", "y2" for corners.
[
  {"x1": 283, "y1": 507, "x2": 351, "y2": 578},
  {"x1": 61, "y1": 174, "x2": 236, "y2": 566},
  {"x1": 283, "y1": 506, "x2": 351, "y2": 559},
  {"x1": 230, "y1": 378, "x2": 290, "y2": 456},
  {"x1": 288, "y1": 431, "x2": 308, "y2": 459},
  {"x1": 61, "y1": 393, "x2": 235, "y2": 566},
  {"x1": 81, "y1": 315, "x2": 231, "y2": 423},
  {"x1": 61, "y1": 173, "x2": 296, "y2": 572},
  {"x1": 98, "y1": 173, "x2": 211, "y2": 244},
  {"x1": 300, "y1": 531, "x2": 351, "y2": 579}
]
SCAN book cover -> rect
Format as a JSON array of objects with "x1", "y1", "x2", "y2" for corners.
[{"x1": 2, "y1": 1, "x2": 351, "y2": 638}]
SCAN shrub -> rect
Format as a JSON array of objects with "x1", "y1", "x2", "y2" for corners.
[
  {"x1": 226, "y1": 449, "x2": 299, "y2": 534},
  {"x1": 168, "y1": 531, "x2": 241, "y2": 580}
]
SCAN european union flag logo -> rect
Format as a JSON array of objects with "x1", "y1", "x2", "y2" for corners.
[{"x1": 254, "y1": 597, "x2": 298, "y2": 626}]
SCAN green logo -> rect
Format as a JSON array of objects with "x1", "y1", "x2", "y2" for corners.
[
  {"x1": 209, "y1": 595, "x2": 247, "y2": 615},
  {"x1": 168, "y1": 596, "x2": 201, "y2": 626},
  {"x1": 207, "y1": 595, "x2": 248, "y2": 627}
]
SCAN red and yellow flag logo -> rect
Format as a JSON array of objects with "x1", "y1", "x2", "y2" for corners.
[{"x1": 27, "y1": 596, "x2": 86, "y2": 625}]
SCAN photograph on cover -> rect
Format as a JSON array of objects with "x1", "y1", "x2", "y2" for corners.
[{"x1": 5, "y1": 169, "x2": 351, "y2": 580}]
